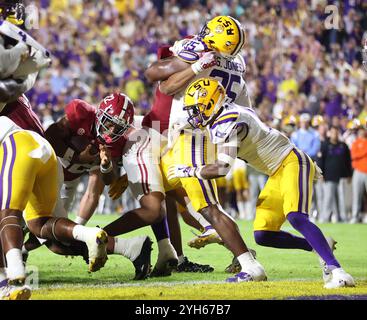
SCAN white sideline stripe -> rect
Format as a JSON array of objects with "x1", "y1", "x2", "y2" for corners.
[{"x1": 34, "y1": 279, "x2": 319, "y2": 291}]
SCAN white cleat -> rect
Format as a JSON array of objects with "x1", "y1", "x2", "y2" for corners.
[
  {"x1": 0, "y1": 279, "x2": 31, "y2": 300},
  {"x1": 226, "y1": 261, "x2": 267, "y2": 283},
  {"x1": 318, "y1": 236, "x2": 337, "y2": 283},
  {"x1": 324, "y1": 268, "x2": 355, "y2": 289},
  {"x1": 86, "y1": 228, "x2": 108, "y2": 272}
]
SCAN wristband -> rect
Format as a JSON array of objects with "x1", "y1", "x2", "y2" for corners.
[{"x1": 100, "y1": 161, "x2": 113, "y2": 174}]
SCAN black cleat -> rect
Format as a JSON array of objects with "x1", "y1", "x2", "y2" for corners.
[
  {"x1": 132, "y1": 237, "x2": 153, "y2": 280},
  {"x1": 176, "y1": 257, "x2": 214, "y2": 273},
  {"x1": 150, "y1": 258, "x2": 178, "y2": 277}
]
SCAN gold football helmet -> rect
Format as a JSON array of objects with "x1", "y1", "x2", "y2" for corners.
[
  {"x1": 198, "y1": 15, "x2": 246, "y2": 59},
  {"x1": 183, "y1": 78, "x2": 226, "y2": 128}
]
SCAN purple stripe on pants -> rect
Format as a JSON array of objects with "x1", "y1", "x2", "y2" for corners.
[
  {"x1": 191, "y1": 134, "x2": 211, "y2": 204},
  {"x1": 305, "y1": 154, "x2": 311, "y2": 213},
  {"x1": 292, "y1": 148, "x2": 304, "y2": 213},
  {"x1": 0, "y1": 142, "x2": 8, "y2": 209},
  {"x1": 6, "y1": 135, "x2": 17, "y2": 209},
  {"x1": 202, "y1": 135, "x2": 217, "y2": 202}
]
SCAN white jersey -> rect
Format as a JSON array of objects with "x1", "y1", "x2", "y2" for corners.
[
  {"x1": 168, "y1": 53, "x2": 251, "y2": 146},
  {"x1": 208, "y1": 103, "x2": 294, "y2": 176}
]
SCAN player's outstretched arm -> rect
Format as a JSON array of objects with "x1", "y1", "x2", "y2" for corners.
[
  {"x1": 0, "y1": 78, "x2": 27, "y2": 103},
  {"x1": 144, "y1": 56, "x2": 189, "y2": 83},
  {"x1": 159, "y1": 52, "x2": 217, "y2": 96}
]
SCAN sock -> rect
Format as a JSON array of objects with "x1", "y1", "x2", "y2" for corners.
[
  {"x1": 254, "y1": 230, "x2": 313, "y2": 251},
  {"x1": 178, "y1": 255, "x2": 185, "y2": 265},
  {"x1": 157, "y1": 238, "x2": 176, "y2": 260},
  {"x1": 287, "y1": 212, "x2": 341, "y2": 268},
  {"x1": 186, "y1": 202, "x2": 211, "y2": 229},
  {"x1": 237, "y1": 251, "x2": 256, "y2": 271},
  {"x1": 151, "y1": 217, "x2": 170, "y2": 242},
  {"x1": 113, "y1": 237, "x2": 145, "y2": 261},
  {"x1": 237, "y1": 201, "x2": 247, "y2": 219},
  {"x1": 72, "y1": 225, "x2": 98, "y2": 243},
  {"x1": 5, "y1": 248, "x2": 26, "y2": 281},
  {"x1": 74, "y1": 216, "x2": 88, "y2": 226}
]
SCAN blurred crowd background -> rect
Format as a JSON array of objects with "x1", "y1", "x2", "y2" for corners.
[{"x1": 25, "y1": 0, "x2": 367, "y2": 223}]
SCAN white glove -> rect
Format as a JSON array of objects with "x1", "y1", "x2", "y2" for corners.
[
  {"x1": 167, "y1": 165, "x2": 197, "y2": 180},
  {"x1": 0, "y1": 42, "x2": 29, "y2": 79},
  {"x1": 191, "y1": 51, "x2": 217, "y2": 75},
  {"x1": 12, "y1": 48, "x2": 52, "y2": 79},
  {"x1": 169, "y1": 37, "x2": 206, "y2": 55}
]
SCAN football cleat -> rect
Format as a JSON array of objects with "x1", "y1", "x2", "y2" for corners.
[
  {"x1": 225, "y1": 249, "x2": 257, "y2": 273},
  {"x1": 86, "y1": 229, "x2": 108, "y2": 273},
  {"x1": 317, "y1": 237, "x2": 337, "y2": 283},
  {"x1": 324, "y1": 268, "x2": 355, "y2": 289},
  {"x1": 132, "y1": 237, "x2": 153, "y2": 280},
  {"x1": 188, "y1": 226, "x2": 224, "y2": 249},
  {"x1": 0, "y1": 279, "x2": 31, "y2": 300},
  {"x1": 150, "y1": 241, "x2": 178, "y2": 277},
  {"x1": 176, "y1": 257, "x2": 214, "y2": 273}
]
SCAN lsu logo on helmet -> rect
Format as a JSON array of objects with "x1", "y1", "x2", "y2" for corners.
[
  {"x1": 183, "y1": 78, "x2": 225, "y2": 128},
  {"x1": 198, "y1": 15, "x2": 246, "y2": 59}
]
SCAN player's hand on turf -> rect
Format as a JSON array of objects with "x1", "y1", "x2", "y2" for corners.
[
  {"x1": 108, "y1": 174, "x2": 128, "y2": 200},
  {"x1": 191, "y1": 51, "x2": 218, "y2": 74},
  {"x1": 99, "y1": 144, "x2": 111, "y2": 168},
  {"x1": 168, "y1": 165, "x2": 196, "y2": 180},
  {"x1": 78, "y1": 144, "x2": 99, "y2": 163}
]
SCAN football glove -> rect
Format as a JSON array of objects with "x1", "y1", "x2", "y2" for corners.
[
  {"x1": 191, "y1": 51, "x2": 217, "y2": 75},
  {"x1": 108, "y1": 174, "x2": 128, "y2": 200},
  {"x1": 170, "y1": 37, "x2": 208, "y2": 63},
  {"x1": 167, "y1": 165, "x2": 197, "y2": 180}
]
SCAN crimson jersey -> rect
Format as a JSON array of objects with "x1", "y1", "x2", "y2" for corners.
[
  {"x1": 62, "y1": 99, "x2": 128, "y2": 179},
  {"x1": 0, "y1": 95, "x2": 44, "y2": 136},
  {"x1": 142, "y1": 45, "x2": 173, "y2": 135},
  {"x1": 62, "y1": 99, "x2": 100, "y2": 181}
]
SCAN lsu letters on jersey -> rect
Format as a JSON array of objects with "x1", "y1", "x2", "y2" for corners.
[{"x1": 208, "y1": 103, "x2": 317, "y2": 231}]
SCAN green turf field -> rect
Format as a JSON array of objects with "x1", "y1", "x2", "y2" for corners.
[{"x1": 27, "y1": 214, "x2": 367, "y2": 300}]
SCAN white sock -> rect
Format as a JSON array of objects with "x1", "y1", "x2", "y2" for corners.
[
  {"x1": 237, "y1": 251, "x2": 256, "y2": 271},
  {"x1": 186, "y1": 202, "x2": 211, "y2": 229},
  {"x1": 5, "y1": 248, "x2": 25, "y2": 281},
  {"x1": 237, "y1": 201, "x2": 247, "y2": 219},
  {"x1": 72, "y1": 225, "x2": 98, "y2": 243},
  {"x1": 178, "y1": 255, "x2": 185, "y2": 265},
  {"x1": 0, "y1": 268, "x2": 7, "y2": 284},
  {"x1": 74, "y1": 216, "x2": 88, "y2": 225},
  {"x1": 113, "y1": 237, "x2": 145, "y2": 262},
  {"x1": 157, "y1": 238, "x2": 177, "y2": 260}
]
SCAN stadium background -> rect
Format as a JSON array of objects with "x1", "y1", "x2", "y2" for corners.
[{"x1": 24, "y1": 0, "x2": 367, "y2": 224}]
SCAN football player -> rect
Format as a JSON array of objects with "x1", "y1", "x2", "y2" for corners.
[
  {"x1": 143, "y1": 45, "x2": 217, "y2": 272},
  {"x1": 0, "y1": 116, "x2": 109, "y2": 300},
  {"x1": 46, "y1": 96, "x2": 177, "y2": 276},
  {"x1": 169, "y1": 78, "x2": 355, "y2": 288},
  {"x1": 95, "y1": 93, "x2": 179, "y2": 276},
  {"x1": 145, "y1": 16, "x2": 262, "y2": 281}
]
